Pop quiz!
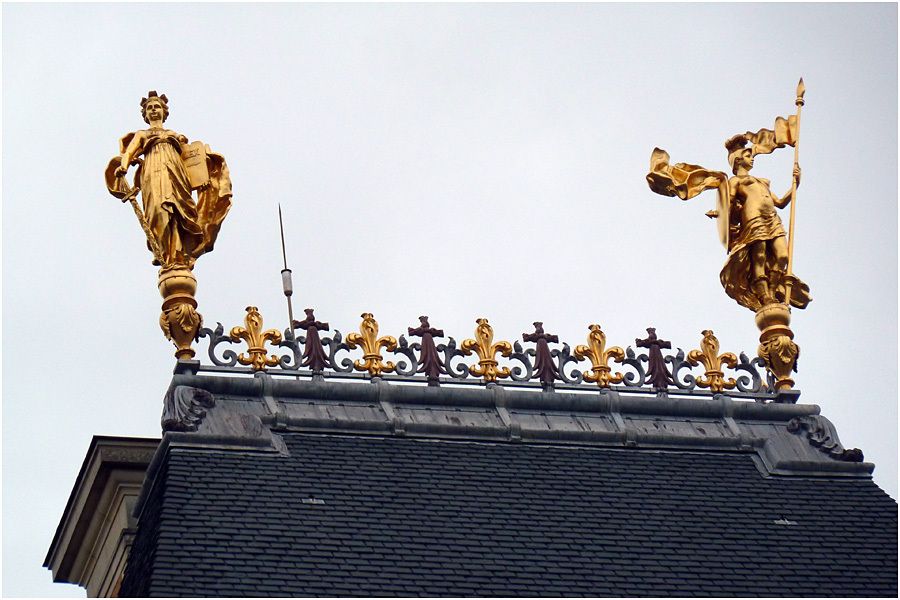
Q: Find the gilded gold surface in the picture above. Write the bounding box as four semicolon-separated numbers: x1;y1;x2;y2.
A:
783;79;805;304
461;318;512;383
755;303;799;391
229;306;283;371
574;324;625;388
648;115;809;312
646;82;810;389
158;267;201;360
346;313;397;377
105;92;233;360
105;92;232;270
687;330;737;393
720;142;808;312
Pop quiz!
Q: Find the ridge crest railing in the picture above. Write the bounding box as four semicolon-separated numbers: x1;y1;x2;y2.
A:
195;309;785;402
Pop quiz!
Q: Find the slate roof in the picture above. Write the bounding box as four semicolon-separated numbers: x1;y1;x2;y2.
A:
119;369;897;597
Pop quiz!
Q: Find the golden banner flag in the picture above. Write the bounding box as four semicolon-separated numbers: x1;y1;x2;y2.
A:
645;147;726;201
741;115;798;156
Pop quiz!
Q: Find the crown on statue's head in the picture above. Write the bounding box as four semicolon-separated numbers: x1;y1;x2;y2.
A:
140;90;169;109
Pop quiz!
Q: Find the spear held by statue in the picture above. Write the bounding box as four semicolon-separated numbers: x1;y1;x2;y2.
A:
783;77;805;304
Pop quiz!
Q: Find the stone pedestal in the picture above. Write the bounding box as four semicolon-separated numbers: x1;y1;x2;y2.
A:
755;302;799;391
158;266;202;359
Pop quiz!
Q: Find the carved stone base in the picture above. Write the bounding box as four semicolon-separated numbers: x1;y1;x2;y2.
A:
158;266;203;360
755;302;799;391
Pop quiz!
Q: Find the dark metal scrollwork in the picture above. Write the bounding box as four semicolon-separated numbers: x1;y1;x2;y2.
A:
667;348;698;390
195;311;780;400
276;328;305;371
197;322;239;367
323;330;354;373
438;337;470;379
733;352;768;394
553;343;583;385
620;346;647;388
391;335;419;377
508;341;535;383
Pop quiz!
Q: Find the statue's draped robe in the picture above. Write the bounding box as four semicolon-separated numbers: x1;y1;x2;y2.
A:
106;129;232;267
141;132;200;264
720;176;811;311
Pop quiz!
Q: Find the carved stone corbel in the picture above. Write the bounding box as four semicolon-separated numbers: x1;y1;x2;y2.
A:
787;415;863;462
161;385;216;432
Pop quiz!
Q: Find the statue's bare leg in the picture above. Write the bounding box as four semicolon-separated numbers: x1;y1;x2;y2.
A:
772;236;789;272
750;241;771;304
770;236;789;302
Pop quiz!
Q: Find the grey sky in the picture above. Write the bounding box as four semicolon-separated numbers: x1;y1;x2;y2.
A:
3;3;896;597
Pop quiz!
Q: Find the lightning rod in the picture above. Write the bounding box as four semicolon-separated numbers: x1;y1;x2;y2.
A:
278;203;297;341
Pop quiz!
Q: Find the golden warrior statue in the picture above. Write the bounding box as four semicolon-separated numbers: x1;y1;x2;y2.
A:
720;134;810;312
105;91;232;359
646;80;809;392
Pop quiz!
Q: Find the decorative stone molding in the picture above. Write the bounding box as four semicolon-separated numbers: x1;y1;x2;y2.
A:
161;385;216;432
787;415;864;462
44;437;159;597
162;372;873;479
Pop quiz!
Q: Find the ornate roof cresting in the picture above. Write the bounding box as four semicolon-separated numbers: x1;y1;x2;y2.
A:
461;318;513;384
196;307;782;402
346;313;397;377
636;328;674;390
230;307;282;371
407;316;446;385
522;323;561;390
687;329;738;393
292;309;330;374
574;324;625;388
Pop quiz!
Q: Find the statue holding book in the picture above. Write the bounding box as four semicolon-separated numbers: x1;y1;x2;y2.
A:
104;91;233;359
105;91;232;269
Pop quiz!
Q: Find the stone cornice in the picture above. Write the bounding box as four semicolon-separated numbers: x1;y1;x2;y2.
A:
159;373;873;479
44;436;159;596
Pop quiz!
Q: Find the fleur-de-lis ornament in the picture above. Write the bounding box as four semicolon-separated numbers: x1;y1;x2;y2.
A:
230;306;283;371
461;318;512;383
346;312;397;377
574;324;625;388
687;329;738;392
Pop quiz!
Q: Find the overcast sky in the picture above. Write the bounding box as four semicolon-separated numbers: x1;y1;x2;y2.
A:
3;3;897;597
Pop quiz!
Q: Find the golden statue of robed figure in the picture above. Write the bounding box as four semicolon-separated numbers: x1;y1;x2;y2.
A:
646;80;809;392
105;91;233;359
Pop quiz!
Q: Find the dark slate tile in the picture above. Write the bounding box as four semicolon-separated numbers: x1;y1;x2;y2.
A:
122;432;898;598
